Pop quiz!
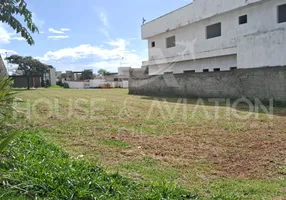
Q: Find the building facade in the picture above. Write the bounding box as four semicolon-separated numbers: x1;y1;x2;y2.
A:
0;55;8;76
142;0;286;75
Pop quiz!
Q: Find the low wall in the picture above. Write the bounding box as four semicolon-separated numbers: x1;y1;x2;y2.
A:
65;81;89;89
66;80;129;89
129;66;286;102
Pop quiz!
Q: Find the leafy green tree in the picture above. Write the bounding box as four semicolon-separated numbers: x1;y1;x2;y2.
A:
98;69;111;76
0;0;38;45
81;69;93;80
6;55;49;89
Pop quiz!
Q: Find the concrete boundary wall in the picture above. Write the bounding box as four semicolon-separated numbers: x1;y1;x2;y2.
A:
129;66;286;102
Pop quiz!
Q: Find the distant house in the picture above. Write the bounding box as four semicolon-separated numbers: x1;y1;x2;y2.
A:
10;75;42;88
65;71;83;81
45;66;57;86
10;65;57;88
0;55;8;76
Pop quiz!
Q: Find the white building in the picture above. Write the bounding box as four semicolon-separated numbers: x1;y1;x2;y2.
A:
49;67;57;86
142;0;286;75
0;55;7;76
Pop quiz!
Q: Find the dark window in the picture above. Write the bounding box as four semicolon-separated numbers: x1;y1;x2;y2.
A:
151;41;155;47
206;23;221;39
230;67;237;70
166;36;176;48
184;70;195;73
214;68;220;72
278;4;286;23
239;15;247;25
203;69;209;72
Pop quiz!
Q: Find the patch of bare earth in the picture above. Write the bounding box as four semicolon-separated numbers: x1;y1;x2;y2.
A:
103;122;286;179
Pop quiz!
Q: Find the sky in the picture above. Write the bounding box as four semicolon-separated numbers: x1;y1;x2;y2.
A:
0;0;192;73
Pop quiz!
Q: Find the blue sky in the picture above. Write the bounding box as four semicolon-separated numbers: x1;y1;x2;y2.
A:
0;0;191;73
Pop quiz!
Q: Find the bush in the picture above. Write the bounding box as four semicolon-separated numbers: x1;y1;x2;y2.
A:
0;76;14;121
63;82;69;88
56;80;64;87
0;76;18;152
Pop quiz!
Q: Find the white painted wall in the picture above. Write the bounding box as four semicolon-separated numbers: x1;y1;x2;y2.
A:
143;0;286;74
142;0;263;39
122;80;129;88
238;28;286;68
49;68;57;86
90;79;105;88
65;81;86;89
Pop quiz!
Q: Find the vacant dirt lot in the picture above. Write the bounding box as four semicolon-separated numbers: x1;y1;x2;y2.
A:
15;88;286;197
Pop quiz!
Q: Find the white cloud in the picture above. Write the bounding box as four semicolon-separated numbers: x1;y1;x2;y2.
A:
48;35;69;40
99;28;110;38
49;28;64;34
48;28;70;34
32;13;45;28
39;39;125;61
60;28;70;32
48;28;70;40
0;24;11;44
99;11;109;28
0;23;28;44
11;37;25;41
94;8;111;38
37;38;146;72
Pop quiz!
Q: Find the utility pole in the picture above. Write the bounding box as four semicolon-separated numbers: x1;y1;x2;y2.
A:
120;57;124;67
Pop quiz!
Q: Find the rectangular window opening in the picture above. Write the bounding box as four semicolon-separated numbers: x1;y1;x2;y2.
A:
278;4;286;23
214;68;220;72
206;23;221;39
239;15;247;25
151;41;155;48
230;67;237;70
203;69;209;72
184;70;195;73
166;36;176;48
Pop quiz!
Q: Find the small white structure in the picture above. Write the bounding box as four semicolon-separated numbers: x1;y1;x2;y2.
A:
142;0;286;75
43;66;57;86
49;67;57;86
0;55;7;76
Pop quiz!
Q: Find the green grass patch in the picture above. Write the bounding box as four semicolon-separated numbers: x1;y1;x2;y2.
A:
204;179;286;199
98;138;131;149
0;132;191;199
0;188;28;200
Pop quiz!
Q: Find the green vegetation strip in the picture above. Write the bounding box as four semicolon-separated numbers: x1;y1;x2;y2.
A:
0;133;193;199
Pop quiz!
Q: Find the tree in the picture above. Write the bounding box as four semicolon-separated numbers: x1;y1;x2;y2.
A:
6;55;49;89
98;69;111;76
81;69;93;80
0;0;38;45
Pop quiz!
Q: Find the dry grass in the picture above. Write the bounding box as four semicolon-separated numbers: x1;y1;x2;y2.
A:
14;88;286;197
